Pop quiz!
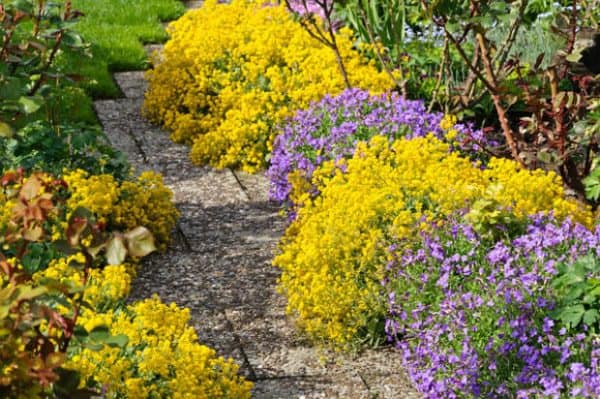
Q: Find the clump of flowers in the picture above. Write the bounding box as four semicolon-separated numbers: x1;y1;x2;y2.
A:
63;169;179;250
112;171;180;251
144;0;394;173
268;88;495;207
68;297;253;398
274;135;592;346
385;215;600;398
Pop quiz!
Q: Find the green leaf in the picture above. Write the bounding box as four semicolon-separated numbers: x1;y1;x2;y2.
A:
583;309;600;326
61;31;85;48
88;325;110;342
15;285;48;302
18;96;41;114
104;334;129;348
552;271;584;289
564;285;585;302
583;167;600;201
0;122;14;138
82;342;104;351
555;304;585;328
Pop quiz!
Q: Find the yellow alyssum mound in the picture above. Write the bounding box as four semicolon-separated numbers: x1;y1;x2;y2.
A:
144;0;394;173
63;169;179;251
68;297;253;399
274;135;593;346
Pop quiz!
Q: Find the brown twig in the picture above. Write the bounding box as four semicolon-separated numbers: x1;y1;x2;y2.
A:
428;37;449;112
476;31;525;166
285;0;351;87
29;30;64;96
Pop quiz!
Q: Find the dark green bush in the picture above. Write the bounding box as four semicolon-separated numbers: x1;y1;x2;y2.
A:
0;121;130;179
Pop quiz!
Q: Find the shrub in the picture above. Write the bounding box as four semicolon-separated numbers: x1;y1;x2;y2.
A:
144;0;394;173
385;216;600;398
0;0;87;131
0;121;130;180
267;88;496;208
274;135;592;347
68;297;253;398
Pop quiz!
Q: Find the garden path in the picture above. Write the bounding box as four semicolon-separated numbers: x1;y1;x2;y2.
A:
93;1;418;397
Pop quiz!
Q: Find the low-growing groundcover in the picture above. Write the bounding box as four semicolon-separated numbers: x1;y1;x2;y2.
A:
274;135;593;348
385;216;600;398
0;169;252;398
144;0;394;173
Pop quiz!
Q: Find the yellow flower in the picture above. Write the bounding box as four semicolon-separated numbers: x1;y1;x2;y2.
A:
67;297;252;398
63;169;178;250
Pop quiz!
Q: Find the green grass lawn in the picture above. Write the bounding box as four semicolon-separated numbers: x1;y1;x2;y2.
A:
60;0;185;98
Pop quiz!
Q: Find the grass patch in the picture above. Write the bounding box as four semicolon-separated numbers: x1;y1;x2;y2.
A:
59;0;185;98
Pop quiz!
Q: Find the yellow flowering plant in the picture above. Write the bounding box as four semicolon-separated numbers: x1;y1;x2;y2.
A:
68;297;253;399
274;135;593;347
63;169;179;251
144;0;394;172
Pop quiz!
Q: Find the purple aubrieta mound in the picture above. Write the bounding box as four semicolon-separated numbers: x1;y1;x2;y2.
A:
267;88;496;206
385;215;600;398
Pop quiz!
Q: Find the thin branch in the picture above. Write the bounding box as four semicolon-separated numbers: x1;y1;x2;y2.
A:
492;0;527;69
428;37;449;112
476;31;525;167
440;21;497;93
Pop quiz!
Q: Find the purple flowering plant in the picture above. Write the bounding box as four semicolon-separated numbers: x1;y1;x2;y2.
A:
385;214;600;398
267;88;496;209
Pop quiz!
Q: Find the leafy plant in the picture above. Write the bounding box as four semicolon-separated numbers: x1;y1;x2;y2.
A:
0;121;130;179
0;0;88;131
385;216;600;397
335;0;438;97
551;254;600;332
419;0;599;203
584;163;600;202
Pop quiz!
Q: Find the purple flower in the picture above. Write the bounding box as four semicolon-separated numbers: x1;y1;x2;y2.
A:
384;215;600;398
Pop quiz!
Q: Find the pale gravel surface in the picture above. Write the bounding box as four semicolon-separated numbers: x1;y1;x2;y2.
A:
93;1;419;397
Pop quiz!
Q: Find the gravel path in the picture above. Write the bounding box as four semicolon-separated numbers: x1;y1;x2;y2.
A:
93;2;418;397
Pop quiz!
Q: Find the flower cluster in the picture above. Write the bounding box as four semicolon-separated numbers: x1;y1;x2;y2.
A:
112;171;180;251
267;88;495;207
144;0;394;172
63;169;179;250
274;135;592;346
33;254;133;312
385;216;600;398
68;297;253;398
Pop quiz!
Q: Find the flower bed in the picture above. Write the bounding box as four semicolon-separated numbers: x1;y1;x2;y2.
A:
274;135;592;347
0;170;252;397
144;0;394;173
0;160;250;397
267;88;496;210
